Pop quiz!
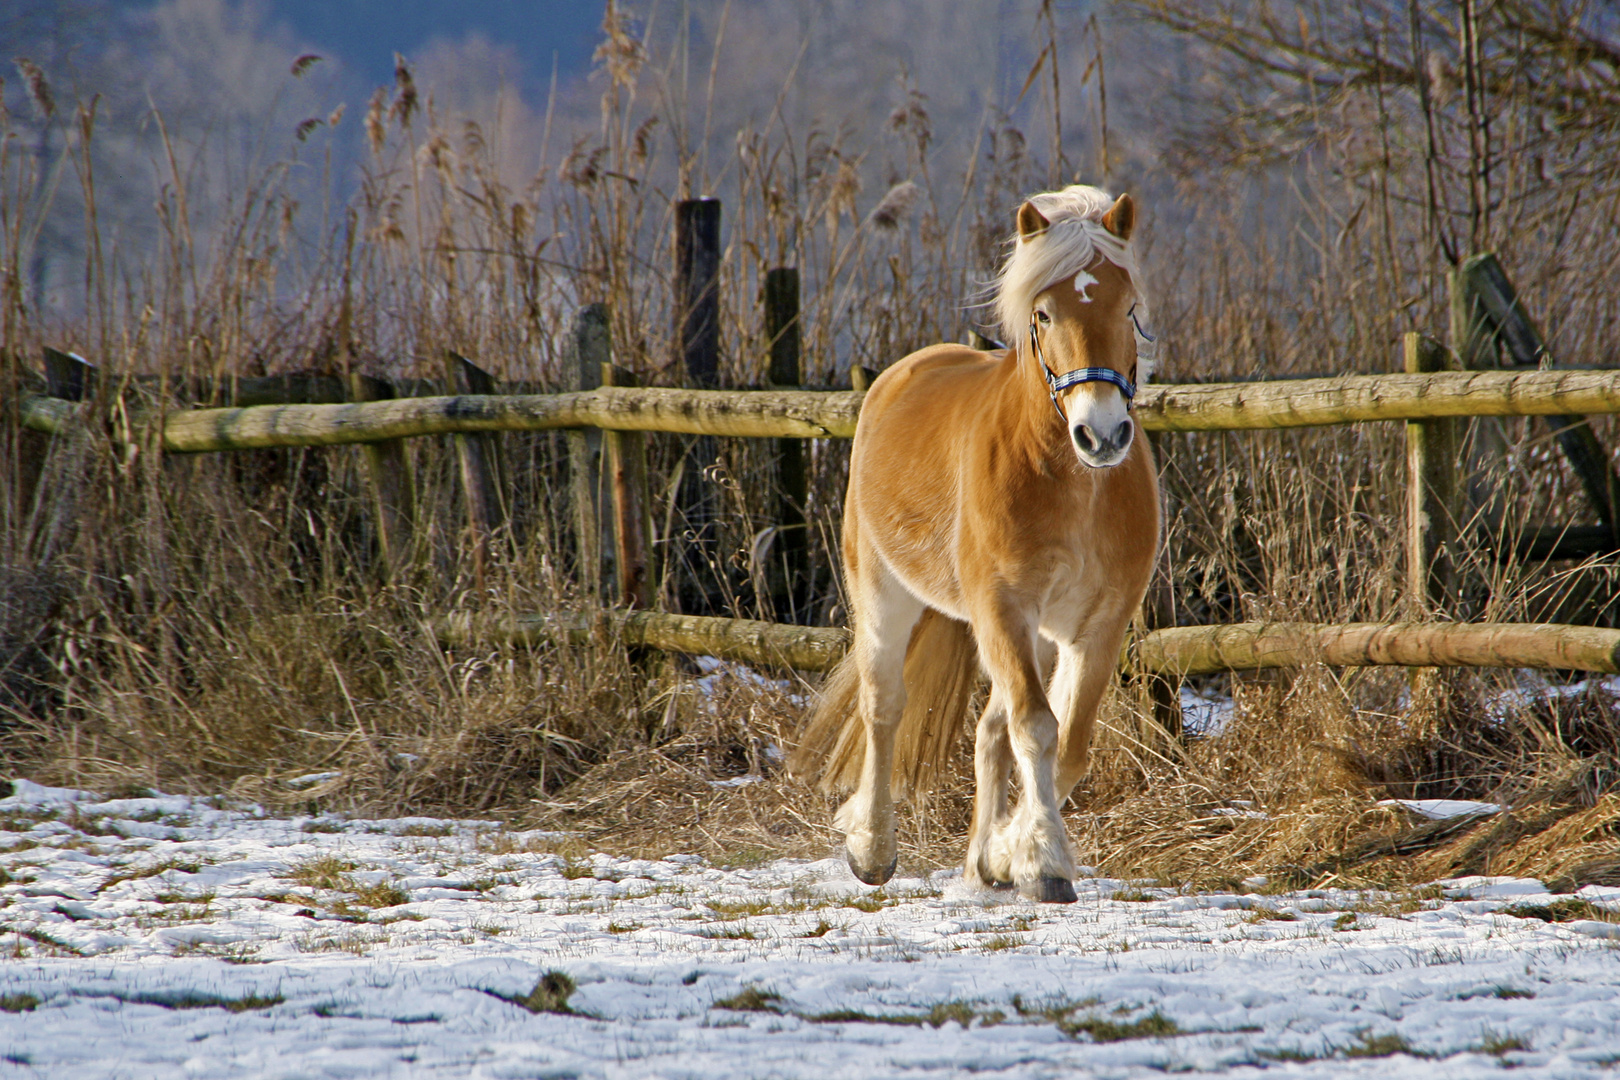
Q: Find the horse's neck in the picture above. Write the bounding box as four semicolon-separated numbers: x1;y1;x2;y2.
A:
998;344;1071;471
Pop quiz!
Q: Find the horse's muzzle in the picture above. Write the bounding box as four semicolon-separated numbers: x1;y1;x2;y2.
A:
1072;418;1133;467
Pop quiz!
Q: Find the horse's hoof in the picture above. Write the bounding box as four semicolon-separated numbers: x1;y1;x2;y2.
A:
1019;876;1078;904
976;856;1015;891
848;854;897;886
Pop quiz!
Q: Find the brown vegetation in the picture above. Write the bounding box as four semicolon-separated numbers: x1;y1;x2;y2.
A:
2;3;1618;888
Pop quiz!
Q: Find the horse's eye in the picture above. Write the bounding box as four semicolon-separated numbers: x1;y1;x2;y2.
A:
1034;310;1051;325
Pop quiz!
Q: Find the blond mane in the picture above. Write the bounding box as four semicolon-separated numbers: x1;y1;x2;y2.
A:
991;184;1155;377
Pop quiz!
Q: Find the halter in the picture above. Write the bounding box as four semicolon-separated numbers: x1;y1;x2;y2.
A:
1027;305;1147;419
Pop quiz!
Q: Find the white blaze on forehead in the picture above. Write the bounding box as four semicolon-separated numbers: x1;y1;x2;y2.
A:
1072;269;1099;302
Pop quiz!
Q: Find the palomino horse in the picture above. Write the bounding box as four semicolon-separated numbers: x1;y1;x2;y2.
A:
790;185;1160;903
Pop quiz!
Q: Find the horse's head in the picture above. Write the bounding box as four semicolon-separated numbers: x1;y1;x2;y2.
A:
997;187;1149;470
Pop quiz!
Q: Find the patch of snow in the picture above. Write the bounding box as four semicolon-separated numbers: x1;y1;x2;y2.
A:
1;782;1618;1078
1179;686;1234;736
706;775;766;789
1486;672;1620;723
282;771;344;790
1380;799;1503;821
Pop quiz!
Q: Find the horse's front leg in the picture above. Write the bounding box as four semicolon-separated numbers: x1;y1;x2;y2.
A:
972;601;1077;903
833;567;923;886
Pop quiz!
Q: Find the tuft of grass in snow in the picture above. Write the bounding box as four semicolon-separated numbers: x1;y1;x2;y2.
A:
1011;994;1103;1023
98;858;203;893
804;1000;999;1028
171;941;262;965
1474;1030;1531;1056
498;972;577;1015
4;927;83;957
1061;1009;1182;1043
1110;888;1159;903
713;986;781;1012
347;881;409;909
980;934;1024;951
397;823;453;837
1244;906;1299;923
296;930;390;955
0;993;39;1013
1342;1029;1426;1059
1501;898;1617;924
704;898;776;917
285;856;359;890
101;990;283;1012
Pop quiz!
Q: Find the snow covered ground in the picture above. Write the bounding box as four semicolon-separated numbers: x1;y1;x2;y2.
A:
2;779;1618;1079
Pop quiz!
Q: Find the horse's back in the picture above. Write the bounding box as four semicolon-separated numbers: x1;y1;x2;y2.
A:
858;344;1008;427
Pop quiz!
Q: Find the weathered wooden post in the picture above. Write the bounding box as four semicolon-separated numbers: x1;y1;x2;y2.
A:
765;267;808;621
674;198;722;612
601;361;654;608
444;350;505;589
1459;253;1620;545
568;305;610;602
43;347;95;401
346;372;417;583
1405;332;1459;615
1450;261;1507;557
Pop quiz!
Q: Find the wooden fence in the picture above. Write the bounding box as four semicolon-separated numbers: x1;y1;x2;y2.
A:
14;241;1620;691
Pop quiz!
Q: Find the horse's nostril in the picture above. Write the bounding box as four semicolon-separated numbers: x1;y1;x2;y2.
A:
1112;419;1133;448
1073;425;1098;454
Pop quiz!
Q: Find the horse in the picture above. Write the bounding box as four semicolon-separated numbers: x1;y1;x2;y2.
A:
789;185;1161;903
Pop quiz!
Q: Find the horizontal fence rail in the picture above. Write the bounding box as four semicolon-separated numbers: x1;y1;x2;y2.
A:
20;368;1620;450
1132;621;1620;677
434;610;1620;677
434;610;851;672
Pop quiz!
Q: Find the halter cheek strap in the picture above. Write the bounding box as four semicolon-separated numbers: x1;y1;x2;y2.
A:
1028;316;1136;420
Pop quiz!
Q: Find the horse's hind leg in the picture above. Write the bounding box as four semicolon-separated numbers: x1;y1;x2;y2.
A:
834;560;923;886
964;689;1012;888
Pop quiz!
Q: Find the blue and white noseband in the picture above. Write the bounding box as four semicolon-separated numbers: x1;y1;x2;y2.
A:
1027;303;1153;420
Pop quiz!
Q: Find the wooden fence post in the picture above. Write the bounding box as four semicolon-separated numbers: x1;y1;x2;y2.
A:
675;198;723;613
569;305;609;601
346;372;417;583
602;362;654;608
1450;262;1508;550
445;350;505;590
1459;253;1620;544
765;267;809;622
1405;332;1459;615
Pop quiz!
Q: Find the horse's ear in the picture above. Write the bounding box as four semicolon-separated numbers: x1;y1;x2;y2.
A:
1016;201;1049;242
1102;193;1135;241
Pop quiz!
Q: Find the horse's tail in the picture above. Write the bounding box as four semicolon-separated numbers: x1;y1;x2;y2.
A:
789;608;978;800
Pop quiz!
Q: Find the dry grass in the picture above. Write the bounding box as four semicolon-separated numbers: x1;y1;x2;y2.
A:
2;6;1619;891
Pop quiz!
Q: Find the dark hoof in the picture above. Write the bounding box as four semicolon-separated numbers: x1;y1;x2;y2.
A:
848;854;897;886
1019;876;1078;904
